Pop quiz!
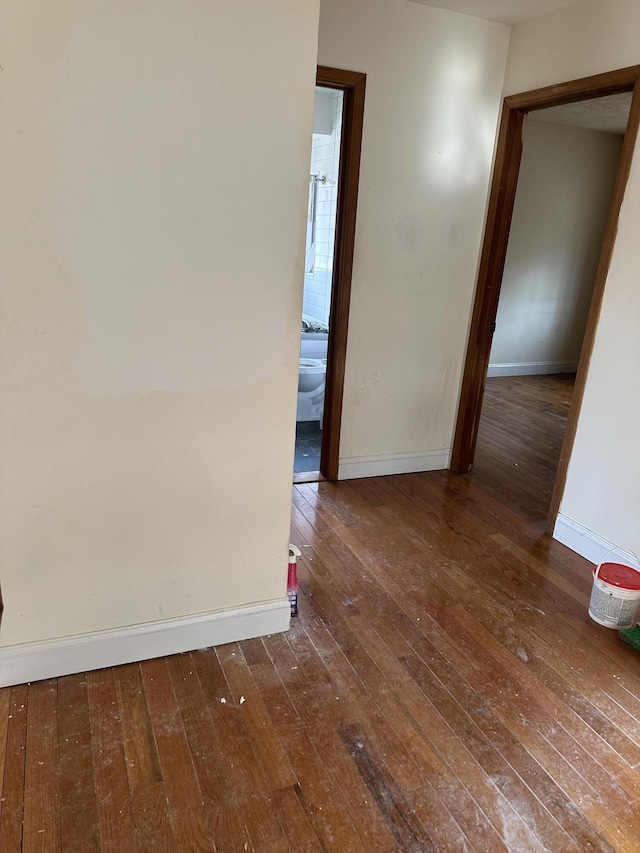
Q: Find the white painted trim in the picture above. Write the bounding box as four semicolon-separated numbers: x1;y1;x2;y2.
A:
487;361;578;377
553;513;640;569
0;599;290;688
338;448;451;480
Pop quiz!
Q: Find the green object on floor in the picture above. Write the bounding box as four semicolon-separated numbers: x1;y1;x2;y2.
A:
619;626;640;651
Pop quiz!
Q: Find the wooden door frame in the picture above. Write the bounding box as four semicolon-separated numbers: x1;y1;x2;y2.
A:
451;65;640;532
313;66;366;480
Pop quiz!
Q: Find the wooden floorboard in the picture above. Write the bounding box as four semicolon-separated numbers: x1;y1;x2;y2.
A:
473;373;575;524
2;374;639;851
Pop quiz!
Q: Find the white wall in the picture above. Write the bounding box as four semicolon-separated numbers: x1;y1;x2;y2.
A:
489;121;623;376
317;0;511;478
504;0;640;560
0;0;320;662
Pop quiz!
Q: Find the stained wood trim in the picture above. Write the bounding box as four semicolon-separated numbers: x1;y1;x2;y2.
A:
450;102;527;472
506;64;640;111
315;67;366;481
452;65;640;531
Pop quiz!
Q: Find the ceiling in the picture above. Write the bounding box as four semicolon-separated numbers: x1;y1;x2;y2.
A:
529;92;632;135
407;0;579;25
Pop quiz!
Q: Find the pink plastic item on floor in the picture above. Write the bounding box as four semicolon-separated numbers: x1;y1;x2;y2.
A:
288;544;301;617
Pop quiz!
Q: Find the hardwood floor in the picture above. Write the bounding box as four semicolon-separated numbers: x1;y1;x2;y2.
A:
2;374;640;852
473;373;575;523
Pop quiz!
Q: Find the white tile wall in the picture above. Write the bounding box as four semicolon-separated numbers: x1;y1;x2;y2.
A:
303;89;343;326
303;269;332;322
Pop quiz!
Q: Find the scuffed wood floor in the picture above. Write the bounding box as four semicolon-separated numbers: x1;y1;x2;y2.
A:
2;375;640;851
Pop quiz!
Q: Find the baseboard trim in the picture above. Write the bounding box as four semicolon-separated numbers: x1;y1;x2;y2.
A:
338;448;451;480
0;599;290;688
487;361;578;378
553;513;640;569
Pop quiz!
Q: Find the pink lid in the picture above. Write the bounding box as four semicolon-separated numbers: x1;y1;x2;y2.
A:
596;562;640;591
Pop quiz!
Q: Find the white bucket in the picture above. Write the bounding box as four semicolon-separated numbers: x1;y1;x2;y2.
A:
588;550;640;629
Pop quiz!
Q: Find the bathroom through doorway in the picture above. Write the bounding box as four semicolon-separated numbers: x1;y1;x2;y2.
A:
294;87;343;479
293;67;366;483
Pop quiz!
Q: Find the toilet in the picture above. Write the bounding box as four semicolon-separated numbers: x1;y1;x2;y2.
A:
297;315;328;422
298;358;326;393
297;357;326;422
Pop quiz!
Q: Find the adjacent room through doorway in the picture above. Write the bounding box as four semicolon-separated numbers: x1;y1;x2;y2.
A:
451;67;640;532
469;92;631;523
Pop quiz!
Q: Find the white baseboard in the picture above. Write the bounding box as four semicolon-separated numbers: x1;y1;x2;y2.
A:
487;361;578;377
338;448;451;480
0;599;290;688
553;513;640;569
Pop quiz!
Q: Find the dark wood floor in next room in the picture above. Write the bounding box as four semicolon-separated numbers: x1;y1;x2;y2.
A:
2;373;640;852
474;372;575;524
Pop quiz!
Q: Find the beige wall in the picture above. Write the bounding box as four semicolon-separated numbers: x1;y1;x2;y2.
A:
505;0;640;556
504;0;640;96
560;155;640;555
0;0;320;646
317;0;510;474
490;121;623;373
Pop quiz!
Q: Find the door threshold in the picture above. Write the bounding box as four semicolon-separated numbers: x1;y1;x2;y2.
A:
293;471;326;484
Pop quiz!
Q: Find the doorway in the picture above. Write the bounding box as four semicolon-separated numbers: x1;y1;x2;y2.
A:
293;67;366;483
294;87;343;478
452;65;640;530
472;94;630;521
